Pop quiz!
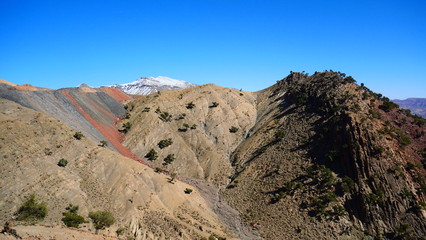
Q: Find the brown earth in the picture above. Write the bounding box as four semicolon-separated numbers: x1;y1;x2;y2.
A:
12;84;51;91
0;98;237;240
0;79;16;86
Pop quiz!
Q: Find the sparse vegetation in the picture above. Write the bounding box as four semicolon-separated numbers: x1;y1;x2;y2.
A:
186;102;195;109
145;149;158;160
58;158;68;167
159;112;172;122
168;172;177;183
16;194;47;223
89;210;115;231
229;126;239;133
116;227;125;236
158;138;173;149
210;102;219;108
379;99;399;112
73;131;84;140
275;130;285;140
122;122;131;133
62;205;86;228
163;154;175;165
142;107;150;112
184;188;193;194
99;140;108;147
176;113;186;120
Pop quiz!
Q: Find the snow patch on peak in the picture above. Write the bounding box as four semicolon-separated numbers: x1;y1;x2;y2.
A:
102;76;196;95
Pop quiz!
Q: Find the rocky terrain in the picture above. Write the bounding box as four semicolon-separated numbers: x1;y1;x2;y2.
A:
394;98;426;118
1;72;425;240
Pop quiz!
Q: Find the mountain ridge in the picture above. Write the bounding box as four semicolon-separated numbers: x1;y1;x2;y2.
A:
102;76;196;95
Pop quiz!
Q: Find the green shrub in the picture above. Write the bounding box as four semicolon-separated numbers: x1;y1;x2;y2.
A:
340;176;355;193
62;205;86;228
190;124;197;130
116;227;125;236
16;194;47;223
145;149;158;160
122;122;131;133
142;107;150;112
394;129;411;147
210;102;219;108
229;126;239;133
58;158;68;167
186;102;195;109
159;112;172;122
163;154;175;165
379;100;399;112
413;115;426;126
99;140;108;147
176;113;186;120
275;130;285;140
89;211;115;230
184;188;193;194
158;138;173;149
74;131;84;140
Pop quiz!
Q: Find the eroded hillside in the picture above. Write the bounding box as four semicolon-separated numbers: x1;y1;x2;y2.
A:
122;84;257;185
0;98;238;240
121;72;426;239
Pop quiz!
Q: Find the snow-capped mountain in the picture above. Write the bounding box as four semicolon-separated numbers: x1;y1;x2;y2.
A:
102;76;196;95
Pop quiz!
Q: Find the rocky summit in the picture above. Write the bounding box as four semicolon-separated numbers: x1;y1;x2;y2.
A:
0;71;425;240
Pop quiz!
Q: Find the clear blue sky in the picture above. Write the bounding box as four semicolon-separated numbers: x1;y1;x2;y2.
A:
1;0;425;99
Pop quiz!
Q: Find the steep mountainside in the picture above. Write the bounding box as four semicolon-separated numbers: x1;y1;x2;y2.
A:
394;98;426;118
0;98;238;240
1;72;425;240
104;76;196;95
122;72;426;239
0;85;134;157
222;72;426;239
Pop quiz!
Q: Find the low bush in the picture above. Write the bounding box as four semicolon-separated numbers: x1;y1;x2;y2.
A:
158;138;173;149
163;154;175;165
184;188;193;194
58;158;68;167
186;102;195;109
229;126;239;133
145;149;158;160
74;131;84;140
16;194;47;223
62;205;86;228
89;211;115;230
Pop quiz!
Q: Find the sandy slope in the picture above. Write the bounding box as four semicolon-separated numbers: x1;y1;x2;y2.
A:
0;98;236;240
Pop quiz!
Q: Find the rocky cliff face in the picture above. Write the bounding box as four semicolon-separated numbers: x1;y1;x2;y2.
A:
221;72;426;239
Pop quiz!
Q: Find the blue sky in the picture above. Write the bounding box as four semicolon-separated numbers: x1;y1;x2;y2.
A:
0;0;425;99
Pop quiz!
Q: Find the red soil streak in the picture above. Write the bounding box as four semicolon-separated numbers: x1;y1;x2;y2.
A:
76;92;117;120
60;90;148;165
100;88;133;102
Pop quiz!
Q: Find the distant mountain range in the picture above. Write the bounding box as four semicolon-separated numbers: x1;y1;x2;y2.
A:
101;76;196;95
393;98;426;118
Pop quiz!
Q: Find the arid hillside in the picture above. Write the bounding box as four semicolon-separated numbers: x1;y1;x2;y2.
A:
0;98;240;240
122;72;426;239
122;84;257;186
1;72;425;240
